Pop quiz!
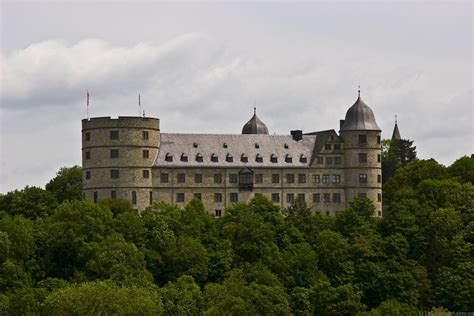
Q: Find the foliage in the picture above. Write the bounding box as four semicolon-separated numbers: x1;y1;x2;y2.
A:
0;155;472;314
45;166;82;203
382;138;417;183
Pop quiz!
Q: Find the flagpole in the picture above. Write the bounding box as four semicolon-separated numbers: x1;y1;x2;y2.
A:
139;93;141;117
86;90;90;120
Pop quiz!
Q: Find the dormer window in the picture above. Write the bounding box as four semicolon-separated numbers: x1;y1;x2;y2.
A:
300;154;307;163
256;154;263;163
193;143;198;148
285;154;293;163
180;153;188;162
196;153;203;162
223;143;228;148
270;154;278;163
165;153;173;162
284;143;289;149
241;154;248;163
255;143;259;149
211;153;218;162
226;154;233;163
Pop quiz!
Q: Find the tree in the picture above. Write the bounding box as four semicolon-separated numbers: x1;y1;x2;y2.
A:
0;186;57;219
42;281;163;315
45;166;82;203
161;275;204;315
382;139;417;183
447;155;474;184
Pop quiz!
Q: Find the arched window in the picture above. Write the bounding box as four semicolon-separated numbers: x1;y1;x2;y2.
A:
285;154;293;163
241;154;248;163
211;153;218;162
256;154;263;163
270;154;278;163
300;154;307;163
181;153;188;162
226;153;233;163
196;153;203;162
165;153;173;162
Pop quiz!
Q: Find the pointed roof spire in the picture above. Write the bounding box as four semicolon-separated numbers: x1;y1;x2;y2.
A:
392;115;401;140
254;106;256;115
358;85;361;98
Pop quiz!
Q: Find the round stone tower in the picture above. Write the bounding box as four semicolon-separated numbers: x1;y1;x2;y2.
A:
82;116;160;210
339;93;382;216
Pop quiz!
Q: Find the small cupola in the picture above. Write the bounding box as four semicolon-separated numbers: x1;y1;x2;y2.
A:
242;107;269;134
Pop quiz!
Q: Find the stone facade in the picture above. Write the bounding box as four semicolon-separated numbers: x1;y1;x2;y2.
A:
82;96;383;217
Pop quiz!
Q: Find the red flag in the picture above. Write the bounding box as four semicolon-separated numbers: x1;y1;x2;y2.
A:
87;90;90;107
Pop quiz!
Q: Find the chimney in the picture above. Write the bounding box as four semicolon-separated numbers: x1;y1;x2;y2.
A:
290;130;303;141
340;120;345;130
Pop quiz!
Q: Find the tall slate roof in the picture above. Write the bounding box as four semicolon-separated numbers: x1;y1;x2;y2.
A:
242;108;269;134
154;133;317;168
392;122;401;140
340;96;381;131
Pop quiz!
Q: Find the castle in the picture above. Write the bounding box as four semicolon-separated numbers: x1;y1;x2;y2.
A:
82;92;383;216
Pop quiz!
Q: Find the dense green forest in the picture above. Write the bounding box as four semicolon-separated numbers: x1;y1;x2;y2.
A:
0;155;472;315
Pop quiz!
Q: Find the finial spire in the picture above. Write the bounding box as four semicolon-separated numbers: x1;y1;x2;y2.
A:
254;106;256;115
395;114;398;124
358;85;361;98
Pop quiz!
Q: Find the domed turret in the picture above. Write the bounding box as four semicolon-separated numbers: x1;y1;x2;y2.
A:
242;108;269;134
340;92;380;131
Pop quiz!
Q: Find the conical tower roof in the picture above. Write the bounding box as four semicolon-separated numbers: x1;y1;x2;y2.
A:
340;91;381;131
242;108;269;134
392;120;401;140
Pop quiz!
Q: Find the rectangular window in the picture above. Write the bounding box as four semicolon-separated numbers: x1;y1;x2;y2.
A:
358;192;367;198
143;150;149;159
214;193;222;203
215;210;222;217
229;193;238;203
297;194;305;202
317;157;324;164
378;174;381;183
143;170;150;178
93;191;98;203
313;193;320;203
85;151;90;160
82;192;86;200
377;136;381;144
194;193;202;200
286;174;295;184
377;154;381;163
325;144;332;150
271;193;280;203
176;193;185;203
358;135;367;144
110;130;119;140
195;174;203;183
359;153;367;163
334;143;341;150
333;193;341;203
143;131;149;140
214;174;223;184
149;191;153;205
378;193;382;202
229;174;237;184
334;156;341;164
85;132;90;141
111;190;117;199
85;171;91;180
160;173;169;183
287;193;294;203
322;174;330;184
255;174;263;184
334;175;341;183
132;191;137;205
272;174;280;184
326;157;333;165
110;149;119;159
313;174;320;183
111;169;120;179
359;174;368;183
298;174;306;184
323;193;331;203
177;173;185;183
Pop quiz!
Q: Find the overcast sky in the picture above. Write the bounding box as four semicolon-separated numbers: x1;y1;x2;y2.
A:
0;1;472;193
